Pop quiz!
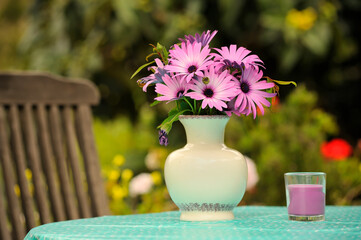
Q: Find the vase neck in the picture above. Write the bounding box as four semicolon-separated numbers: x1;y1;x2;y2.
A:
179;116;229;145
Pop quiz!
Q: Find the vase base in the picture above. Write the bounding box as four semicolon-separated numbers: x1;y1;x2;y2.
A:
180;211;234;221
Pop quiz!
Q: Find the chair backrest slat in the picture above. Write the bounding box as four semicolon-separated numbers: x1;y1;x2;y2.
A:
8;105;36;231
49;105;78;220
75;105;110;216
0;183;12;240
35;104;65;222
0;106;26;240
0;72;109;239
62;106;91;218
22;104;52;224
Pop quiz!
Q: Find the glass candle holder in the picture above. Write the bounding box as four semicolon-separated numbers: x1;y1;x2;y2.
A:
284;172;326;221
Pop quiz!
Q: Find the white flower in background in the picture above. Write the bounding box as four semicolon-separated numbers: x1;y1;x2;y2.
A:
245;156;259;191
145;151;160;170
129;173;154;197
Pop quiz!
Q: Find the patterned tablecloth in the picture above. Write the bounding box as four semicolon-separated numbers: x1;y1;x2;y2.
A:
25;206;361;240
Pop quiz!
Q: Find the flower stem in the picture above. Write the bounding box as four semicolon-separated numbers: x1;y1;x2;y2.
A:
197;102;202;115
182;97;195;114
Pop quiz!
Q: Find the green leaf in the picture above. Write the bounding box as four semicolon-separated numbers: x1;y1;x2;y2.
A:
130;60;155;79
265;77;297;87
156;42;165;52
150;101;161;107
273;79;297;87
168;107;179;116
155;42;169;64
157;109;191;133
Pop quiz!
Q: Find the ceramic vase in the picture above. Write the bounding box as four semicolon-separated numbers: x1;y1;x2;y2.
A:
164;115;247;221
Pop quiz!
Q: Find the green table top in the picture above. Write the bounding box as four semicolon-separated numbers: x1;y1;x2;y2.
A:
25;206;361;240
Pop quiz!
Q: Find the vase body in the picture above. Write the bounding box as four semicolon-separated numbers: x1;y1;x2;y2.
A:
164;115;247;221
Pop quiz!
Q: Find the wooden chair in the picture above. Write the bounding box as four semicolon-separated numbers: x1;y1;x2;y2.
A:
0;72;110;240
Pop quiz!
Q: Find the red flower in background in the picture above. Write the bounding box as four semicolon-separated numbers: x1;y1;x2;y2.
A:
321;138;353;161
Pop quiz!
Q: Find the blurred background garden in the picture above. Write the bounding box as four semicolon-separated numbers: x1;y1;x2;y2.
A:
1;0;360;215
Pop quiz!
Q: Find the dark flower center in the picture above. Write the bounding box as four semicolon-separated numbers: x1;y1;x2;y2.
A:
203;88;214;98
223;59;232;66
177;90;185;98
188;65;197;73
240;82;250;93
231;61;241;70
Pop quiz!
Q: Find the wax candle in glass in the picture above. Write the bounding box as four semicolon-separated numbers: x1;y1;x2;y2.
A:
284;172;326;221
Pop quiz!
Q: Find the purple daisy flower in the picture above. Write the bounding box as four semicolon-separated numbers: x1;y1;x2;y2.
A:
234;66;276;119
186;67;238;111
165;42;213;83
137;58;168;92
155;74;191;102
224;98;247;117
212;45;264;73
179;30;218;48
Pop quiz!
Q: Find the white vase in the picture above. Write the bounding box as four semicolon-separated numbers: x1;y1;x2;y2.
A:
164;115;248;221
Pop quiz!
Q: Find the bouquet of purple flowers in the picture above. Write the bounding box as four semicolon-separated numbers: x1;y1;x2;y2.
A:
132;30;295;145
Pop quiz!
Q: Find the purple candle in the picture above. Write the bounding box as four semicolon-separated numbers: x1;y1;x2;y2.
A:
287;184;325;216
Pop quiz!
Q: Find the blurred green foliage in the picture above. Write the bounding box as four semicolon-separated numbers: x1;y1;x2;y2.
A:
1;0;360;211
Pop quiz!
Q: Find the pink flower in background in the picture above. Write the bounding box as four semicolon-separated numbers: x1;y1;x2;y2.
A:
212;44;264;73
180;30;218;48
165;42;212;83
186;67;238;111
245;156;259;191
234;66;276;118
155;74;191;102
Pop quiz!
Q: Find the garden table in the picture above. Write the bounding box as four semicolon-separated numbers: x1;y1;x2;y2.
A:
25;206;361;240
